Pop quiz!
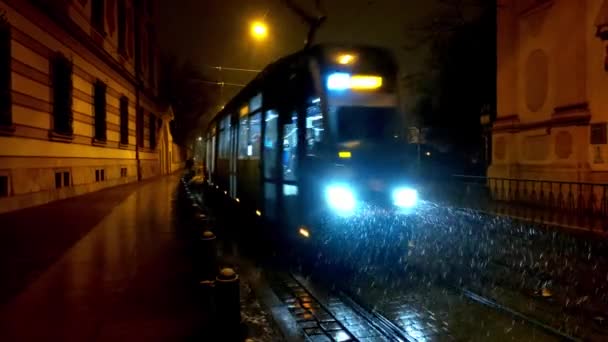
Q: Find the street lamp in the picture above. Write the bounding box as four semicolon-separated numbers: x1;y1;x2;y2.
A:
250;21;268;41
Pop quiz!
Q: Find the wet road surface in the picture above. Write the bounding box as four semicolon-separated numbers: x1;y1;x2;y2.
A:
300;198;607;341
0;176;207;341
342;268;560;342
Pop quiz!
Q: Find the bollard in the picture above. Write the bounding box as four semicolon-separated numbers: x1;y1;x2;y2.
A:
215;268;241;338
195;212;211;230
200;231;217;281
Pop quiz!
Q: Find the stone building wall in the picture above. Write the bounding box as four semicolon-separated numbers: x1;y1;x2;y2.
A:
0;0;176;213
491;0;608;183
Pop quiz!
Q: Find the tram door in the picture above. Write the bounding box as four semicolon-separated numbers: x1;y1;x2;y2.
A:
280;109;301;231
262;106;303;229
263;110;279;221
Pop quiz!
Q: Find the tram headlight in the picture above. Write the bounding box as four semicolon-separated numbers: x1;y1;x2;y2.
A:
325;184;356;214
327;73;351;90
392;187;418;208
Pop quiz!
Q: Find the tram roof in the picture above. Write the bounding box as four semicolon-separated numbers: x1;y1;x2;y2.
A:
206;44;395;128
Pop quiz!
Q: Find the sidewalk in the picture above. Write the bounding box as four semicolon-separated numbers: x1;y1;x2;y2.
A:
0;181;143;306
0;175;209;341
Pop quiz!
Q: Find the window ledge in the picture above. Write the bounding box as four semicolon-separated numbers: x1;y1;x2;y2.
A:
49;130;74;143
554;102;589;116
0;124;16;136
92;138;107;147
119;143;130;149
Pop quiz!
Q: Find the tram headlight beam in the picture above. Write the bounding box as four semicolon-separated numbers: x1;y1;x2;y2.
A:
324;184;356;215
392;187;418;208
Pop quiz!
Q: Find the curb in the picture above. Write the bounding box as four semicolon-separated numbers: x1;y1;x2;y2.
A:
237;260;305;342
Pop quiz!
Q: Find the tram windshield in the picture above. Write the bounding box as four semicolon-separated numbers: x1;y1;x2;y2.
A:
332;106;401;142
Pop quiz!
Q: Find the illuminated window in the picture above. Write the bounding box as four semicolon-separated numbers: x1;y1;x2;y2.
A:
306;101;324;156
94;80;107;142
238;115;249;159
249;93;262;112
210;134;216;173
263;110;278;179
91;0;105;34
282;113;298;182
119;96;129;144
219;116;231;158
250;113;261;158
52;53;73;136
0;18;11;127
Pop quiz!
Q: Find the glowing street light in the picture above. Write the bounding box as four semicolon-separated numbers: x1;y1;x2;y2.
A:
337;54;356;65
250;21;268;40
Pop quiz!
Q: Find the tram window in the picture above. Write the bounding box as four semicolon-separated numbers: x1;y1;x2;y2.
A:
264;110;279;178
219;116;231;158
205;139;210;170
282;113;298;182
283;184;298;196
210;134;216;172
250;113;261;158
331;106;399;142
250;93;262;112
238;116;249;159
305;102;324;156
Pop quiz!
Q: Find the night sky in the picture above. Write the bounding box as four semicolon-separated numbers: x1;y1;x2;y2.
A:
157;0;444;102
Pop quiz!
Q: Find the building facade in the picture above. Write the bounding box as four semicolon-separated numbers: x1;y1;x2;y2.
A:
0;0;183;213
491;0;608;183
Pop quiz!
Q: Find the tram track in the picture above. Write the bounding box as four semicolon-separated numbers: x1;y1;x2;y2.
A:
398;259;580;341
286;267;575;342
459;288;579;341
284;272;413;341
200;180;585;340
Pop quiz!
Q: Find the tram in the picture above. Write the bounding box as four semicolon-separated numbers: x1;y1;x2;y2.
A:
204;44;419;242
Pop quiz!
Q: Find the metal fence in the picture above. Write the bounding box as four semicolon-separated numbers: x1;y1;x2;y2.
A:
424;176;608;233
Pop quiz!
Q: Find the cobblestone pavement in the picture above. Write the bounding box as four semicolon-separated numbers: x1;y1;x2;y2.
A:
264;263;560;342
344;269;560;342
268;273;387;341
311;198;608;341
400;204;608;340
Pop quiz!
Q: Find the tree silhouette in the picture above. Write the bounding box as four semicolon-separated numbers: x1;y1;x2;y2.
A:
404;0;496;155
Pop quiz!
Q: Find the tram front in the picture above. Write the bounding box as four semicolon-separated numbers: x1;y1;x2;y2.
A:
314;47;419;218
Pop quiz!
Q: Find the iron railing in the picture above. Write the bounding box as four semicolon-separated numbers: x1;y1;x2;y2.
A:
424;176;608;232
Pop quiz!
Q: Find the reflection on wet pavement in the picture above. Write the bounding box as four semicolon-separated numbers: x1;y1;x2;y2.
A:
0;176;204;341
298;261;560;342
